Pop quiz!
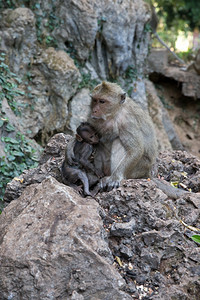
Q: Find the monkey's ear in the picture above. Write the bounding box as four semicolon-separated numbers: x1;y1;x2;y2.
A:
120;92;126;104
76;134;83;142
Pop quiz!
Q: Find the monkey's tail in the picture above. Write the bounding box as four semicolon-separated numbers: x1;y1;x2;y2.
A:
153;178;187;199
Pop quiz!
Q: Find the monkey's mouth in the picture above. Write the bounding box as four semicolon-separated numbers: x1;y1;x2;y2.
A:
91;141;99;145
91;115;106;121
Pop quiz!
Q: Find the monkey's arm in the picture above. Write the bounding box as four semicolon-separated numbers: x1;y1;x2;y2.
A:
100;132;143;191
66;138;77;165
61;162;92;196
79;145;103;178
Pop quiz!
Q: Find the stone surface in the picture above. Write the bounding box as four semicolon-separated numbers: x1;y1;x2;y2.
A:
0;7;37;74
69;88;91;133
0;177;131;300
148;49;200;99
96;178;200;299
52;0;151;77
157;150;200;194
146;79;173;151
0;2;158;145
148;48;168;73
2;133;200;299
19;47;81;138
0;8;81;140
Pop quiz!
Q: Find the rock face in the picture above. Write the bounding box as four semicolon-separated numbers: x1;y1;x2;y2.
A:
148;49;200;99
0;7;37;74
12;47;81;139
53;0;151;77
146;80;184;151
69;88;91;133
2;133;200;299
0;177;131;300
0;7;81;140
146;80;172;152
0;3;177;152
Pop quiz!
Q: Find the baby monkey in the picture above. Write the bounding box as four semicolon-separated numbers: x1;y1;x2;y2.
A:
62;122;103;196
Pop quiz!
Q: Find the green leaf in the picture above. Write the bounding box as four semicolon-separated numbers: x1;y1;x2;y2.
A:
6;123;15;132
7;155;16;161
12;151;24;157
0;119;4;127
4;137;19;144
191;235;200;244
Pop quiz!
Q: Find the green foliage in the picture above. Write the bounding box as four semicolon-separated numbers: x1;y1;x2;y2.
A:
0;0;15;9
97;16;107;33
124;66;138;80
65;42;78;61
153;0;200;32
0;54;39;211
0;124;38;205
33;2;60;46
45;35;57;47
191;235;200;244
0;53;24;115
0;0;30;10
78;71;99;90
144;23;152;33
122;66;138;97
176;49;195;62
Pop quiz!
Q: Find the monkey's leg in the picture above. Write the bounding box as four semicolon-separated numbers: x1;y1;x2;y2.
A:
87;173;99;187
91;183;100;197
61;165;92;196
74;170;92;197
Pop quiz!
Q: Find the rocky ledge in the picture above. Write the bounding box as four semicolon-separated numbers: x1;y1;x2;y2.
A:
0;134;199;299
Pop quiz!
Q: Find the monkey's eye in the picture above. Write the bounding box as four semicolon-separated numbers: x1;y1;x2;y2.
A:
100;99;105;104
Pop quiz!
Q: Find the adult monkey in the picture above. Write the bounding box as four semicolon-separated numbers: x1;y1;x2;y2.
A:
88;81;158;191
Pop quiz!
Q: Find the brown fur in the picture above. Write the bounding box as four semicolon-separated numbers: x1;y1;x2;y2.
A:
88;81;158;190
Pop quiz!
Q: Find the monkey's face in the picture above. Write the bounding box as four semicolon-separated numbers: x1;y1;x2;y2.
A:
90;97;111;120
81;130;99;145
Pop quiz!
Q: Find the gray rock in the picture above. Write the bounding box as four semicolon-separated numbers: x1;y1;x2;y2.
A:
140;248;161;270
2;133;200;300
20;47;81;136
69;88;91;133
148;48;200;99
0;8;37;74
96;172;200;298
110;218;136;237
0;177;132;300
145;79;173;152
53;0;151;77
120;244;134;259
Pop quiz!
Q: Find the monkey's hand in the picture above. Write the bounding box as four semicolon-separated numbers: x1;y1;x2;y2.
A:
95;169;104;178
100;176;121;192
68;155;78;166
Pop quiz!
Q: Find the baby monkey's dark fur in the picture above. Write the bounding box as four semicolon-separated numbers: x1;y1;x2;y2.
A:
61;122;103;196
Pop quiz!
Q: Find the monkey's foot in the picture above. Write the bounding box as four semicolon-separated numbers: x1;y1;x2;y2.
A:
74;185;84;195
100;176;121;192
